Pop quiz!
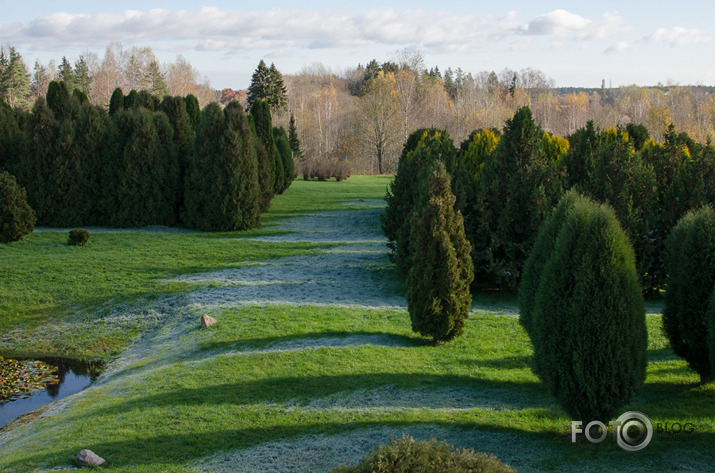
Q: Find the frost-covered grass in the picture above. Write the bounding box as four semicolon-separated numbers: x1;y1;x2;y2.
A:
0;175;711;472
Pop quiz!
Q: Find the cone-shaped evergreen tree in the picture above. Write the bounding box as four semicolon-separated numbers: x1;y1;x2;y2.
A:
247;60;271;109
273;126;294;193
160;95;194;218
249;98;277;208
288;113;302;160
532;196;646;422
46;80;69;119
108;88;124;116
184;94;200;130
663;205;715;383
707;287;715;381
406;160;474;343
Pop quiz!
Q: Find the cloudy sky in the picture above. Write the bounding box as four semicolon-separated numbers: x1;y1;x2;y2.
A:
1;0;713;90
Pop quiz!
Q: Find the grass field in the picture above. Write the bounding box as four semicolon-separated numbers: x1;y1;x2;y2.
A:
0;175;713;472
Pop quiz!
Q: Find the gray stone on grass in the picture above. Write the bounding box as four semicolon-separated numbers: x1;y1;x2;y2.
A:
76;449;105;467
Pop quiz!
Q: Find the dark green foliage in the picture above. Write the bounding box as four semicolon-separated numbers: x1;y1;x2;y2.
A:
46;80;69;118
518;190;580;342
663;206;715;383
124;89;139;109
273;126;294;193
288;113;302;160
72;88;89;105
184;94;200;129
406;161;473;342
101;108;179;227
708;287;715;381
332;435;515;473
109;88;124;116
68;228;89;246
16;98;58;223
382;128;466;274
249;99;276;210
532;197;646;422
73;104;111;224
160;95;194;216
0;100;21;172
183;102;261;231
665;143;715;227
0;46;31;110
469;107;563;289
626;123;649;151
0;171;35;243
247;60;288;110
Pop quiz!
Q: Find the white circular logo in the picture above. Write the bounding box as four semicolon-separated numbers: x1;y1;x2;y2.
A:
614;411;653;452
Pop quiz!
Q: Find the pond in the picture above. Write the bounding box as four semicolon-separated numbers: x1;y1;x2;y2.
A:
0;357;105;429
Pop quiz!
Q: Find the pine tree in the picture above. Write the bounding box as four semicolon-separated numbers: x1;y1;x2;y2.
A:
73;56;91;95
58;56;75;91
0;47;31;110
407;160;473;342
147;60;169;98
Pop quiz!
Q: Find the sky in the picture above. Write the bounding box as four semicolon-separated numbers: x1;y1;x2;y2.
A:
1;1;714;90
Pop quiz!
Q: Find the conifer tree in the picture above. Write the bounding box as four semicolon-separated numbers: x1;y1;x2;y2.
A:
250;98;278;207
407;160;473;342
273;126;294;193
109;88;124;116
268;62;288;110
184;94;200;129
247;60;270;109
532;197;646;422
46;80;69;118
288;112;302;159
58;56;75;90
663;205;715;383
0;171;35;243
0;47;31;110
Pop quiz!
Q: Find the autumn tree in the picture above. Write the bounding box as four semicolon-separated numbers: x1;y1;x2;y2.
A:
360;71;399;174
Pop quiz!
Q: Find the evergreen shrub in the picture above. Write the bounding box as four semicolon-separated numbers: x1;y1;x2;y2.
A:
68;228;90;246
0;171;36;243
406;161;473;342
332;435;515;473
532;196;646;422
663;205;715;383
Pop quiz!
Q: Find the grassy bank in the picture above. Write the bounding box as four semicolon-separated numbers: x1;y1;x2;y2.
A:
0;174;712;472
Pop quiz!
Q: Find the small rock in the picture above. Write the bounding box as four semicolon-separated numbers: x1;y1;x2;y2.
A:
201;314;217;328
76;449;105;467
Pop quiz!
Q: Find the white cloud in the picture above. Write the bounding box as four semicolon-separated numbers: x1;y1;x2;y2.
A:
521;9;628;41
645;26;708;47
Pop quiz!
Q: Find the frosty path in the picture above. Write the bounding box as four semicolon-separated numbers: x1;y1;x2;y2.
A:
175;201;408;310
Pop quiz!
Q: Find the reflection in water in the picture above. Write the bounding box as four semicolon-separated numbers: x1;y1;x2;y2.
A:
0;357;105;429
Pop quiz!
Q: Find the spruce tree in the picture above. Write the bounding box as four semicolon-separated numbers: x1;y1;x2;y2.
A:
247;60;271;109
267;62;288;110
663;205;715;383
406;160;473;342
532;197;646;422
0;47;31;110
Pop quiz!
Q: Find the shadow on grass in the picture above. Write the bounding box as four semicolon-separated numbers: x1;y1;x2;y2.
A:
198;330;423;353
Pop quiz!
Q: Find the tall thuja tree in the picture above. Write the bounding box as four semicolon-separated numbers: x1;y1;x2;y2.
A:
184;102;260;231
470;106;563;289
273;126;294;193
459;128;500;182
109;87;124;116
382;128;466;274
184;94;200;130
17;97;58;223
665;140;715;230
533;196;646;422
106;108;178;227
73;104;110;224
288;113;302;160
407;160;473;343
663;206;715;383
250;98;281;204
160;95;194;217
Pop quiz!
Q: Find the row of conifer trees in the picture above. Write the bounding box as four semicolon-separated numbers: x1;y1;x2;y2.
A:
0;81;294;231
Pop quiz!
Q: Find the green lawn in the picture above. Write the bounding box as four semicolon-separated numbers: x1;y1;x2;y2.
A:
0;175;712;472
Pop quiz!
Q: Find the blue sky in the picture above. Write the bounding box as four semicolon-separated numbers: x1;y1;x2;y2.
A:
1;1;713;90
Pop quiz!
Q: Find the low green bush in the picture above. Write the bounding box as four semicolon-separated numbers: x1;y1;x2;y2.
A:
0;171;36;243
332;435;516;473
68;228;90;246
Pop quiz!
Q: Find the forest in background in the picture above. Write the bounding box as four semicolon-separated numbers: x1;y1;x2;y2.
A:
4;45;715;174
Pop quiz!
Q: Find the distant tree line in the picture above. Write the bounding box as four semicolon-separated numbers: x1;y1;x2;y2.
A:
0;81;295;232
